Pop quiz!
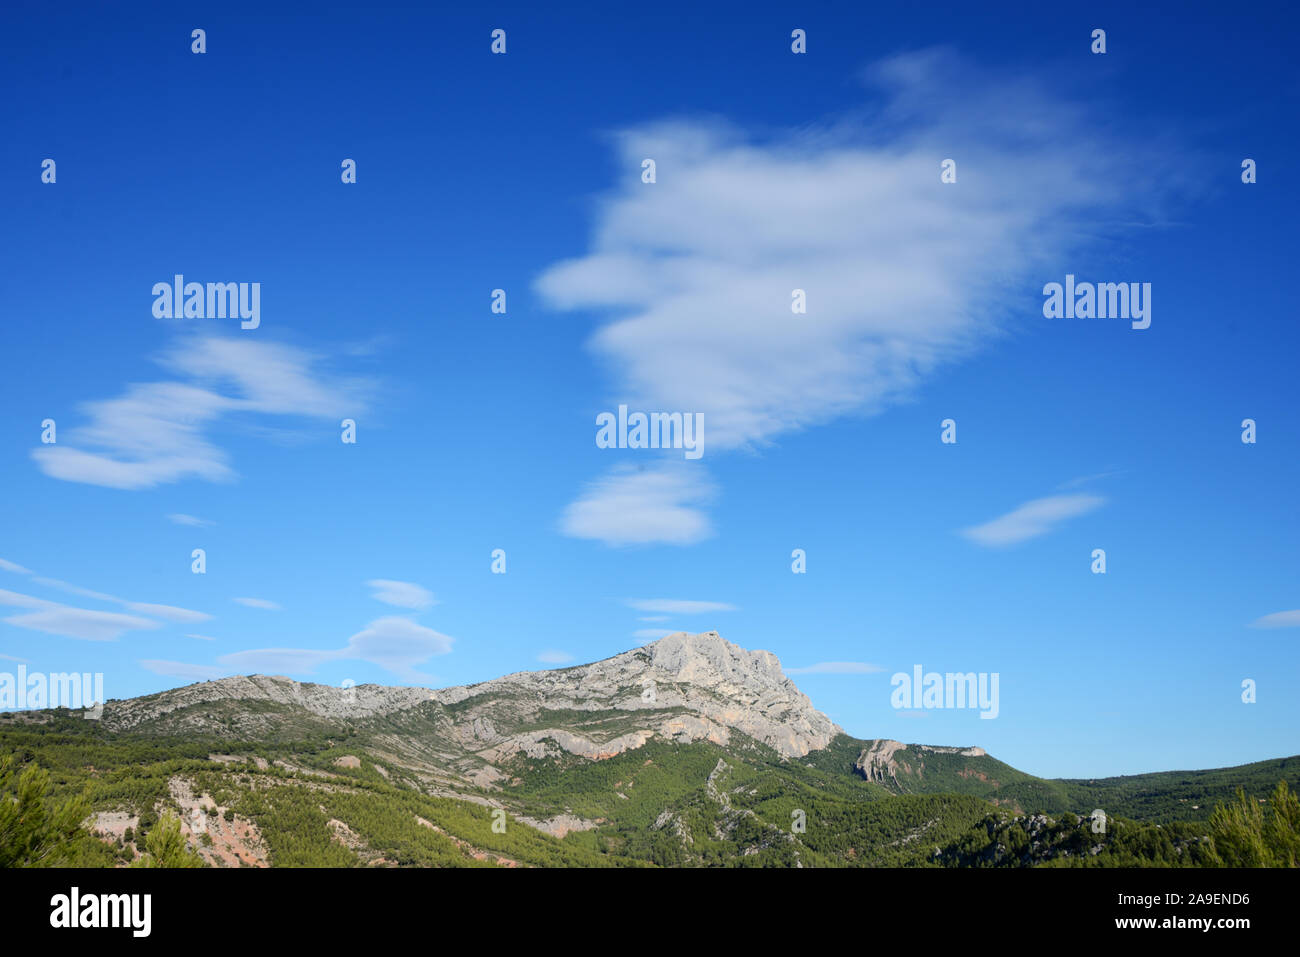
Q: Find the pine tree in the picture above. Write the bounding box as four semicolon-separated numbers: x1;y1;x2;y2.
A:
1208;780;1300;867
1262;780;1300;867
0;756;90;867
131;810;204;868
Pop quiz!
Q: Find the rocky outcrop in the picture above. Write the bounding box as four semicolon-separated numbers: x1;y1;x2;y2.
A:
432;631;841;759
103;632;842;773
855;739;909;784
855;740;991;790
103;674;434;732
917;744;986;757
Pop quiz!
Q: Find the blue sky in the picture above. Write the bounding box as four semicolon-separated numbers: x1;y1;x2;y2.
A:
1;1;1297;778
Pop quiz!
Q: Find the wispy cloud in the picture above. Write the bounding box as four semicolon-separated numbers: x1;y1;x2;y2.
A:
0;591;56;611
367;579;436;610
216;647;335;675
0;556;210;624
539;49;1176;544
561;464;714;546
139;660;229;682
167;513;215;527
186;634;217;641
30;578;212;623
218;616;454;683
0;589;161;642
1056;470;1124;491
32;336;373;490
961;494;1105;547
28;577;117;602
632;628;675;640
627;598;737;614
1249;610;1300;629
786;661;885;675
0;560;210;625
537;650;574;665
121;602;211;623
780;660;883;676
232;597;281;611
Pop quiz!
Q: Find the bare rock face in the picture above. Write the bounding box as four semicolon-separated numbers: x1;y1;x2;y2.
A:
854;740;989;789
103;632;841;770
855;739;909;784
103;674;435;733
917;744;986;757
433;631;841;760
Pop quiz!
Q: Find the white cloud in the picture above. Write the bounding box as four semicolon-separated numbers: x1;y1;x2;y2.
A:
30;577;115;601
0;589;161;642
961;494;1105;547
1250;610;1300;629
168;513;215;527
537;650;574;664
0;558;32;575
366;579;436;610
561;465;714;546
632;629;675;640
1057;471;1123;491
627;598;737;614
33;382;234;489
637;616;669;622
218;616;454;683
539;49;1175;541
786;661;884;675
186;634;217;641
232;597;282;611
4;609;157;642
344;617;453;678
139;660;229;682
216;647;338;675
23;575;210;624
121;602;211;623
0;590;49;610
32;337;372;490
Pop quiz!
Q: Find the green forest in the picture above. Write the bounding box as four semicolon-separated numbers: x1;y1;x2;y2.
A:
2;713;1298;868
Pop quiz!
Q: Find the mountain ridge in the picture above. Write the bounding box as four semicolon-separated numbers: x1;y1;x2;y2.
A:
3;630;1298;867
103;631;842;765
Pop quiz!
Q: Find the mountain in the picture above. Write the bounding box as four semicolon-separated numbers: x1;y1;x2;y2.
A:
106;630;838;760
3;631;1297;868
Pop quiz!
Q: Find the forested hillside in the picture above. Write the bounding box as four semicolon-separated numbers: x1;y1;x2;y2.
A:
3;709;1296;868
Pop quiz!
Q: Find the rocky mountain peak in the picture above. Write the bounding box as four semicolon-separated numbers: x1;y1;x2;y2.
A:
436;631;840;760
103;632;841;766
646;631;785;686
